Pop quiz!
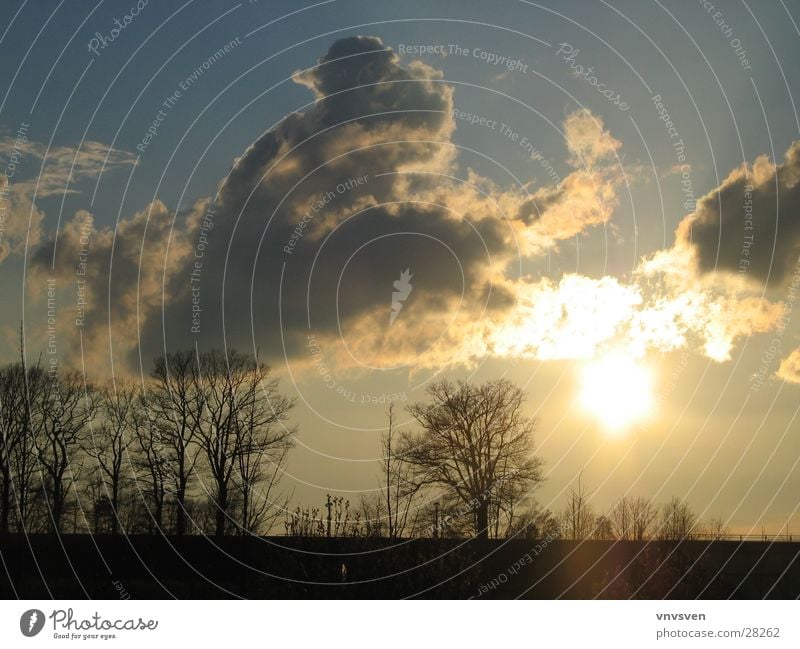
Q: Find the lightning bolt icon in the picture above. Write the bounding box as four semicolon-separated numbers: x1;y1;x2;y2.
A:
28;612;38;632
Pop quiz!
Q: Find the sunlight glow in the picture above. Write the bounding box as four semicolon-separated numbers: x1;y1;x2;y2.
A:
578;352;656;434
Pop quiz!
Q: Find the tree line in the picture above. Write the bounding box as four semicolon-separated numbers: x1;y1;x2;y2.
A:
0;346;294;536
0;349;730;542
285;381;730;543
285;476;729;543
285;379;548;542
555;473;729;542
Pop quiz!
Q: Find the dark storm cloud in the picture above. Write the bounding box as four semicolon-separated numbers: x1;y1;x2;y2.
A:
140;35;521;366
679;141;800;287
24;36;626;375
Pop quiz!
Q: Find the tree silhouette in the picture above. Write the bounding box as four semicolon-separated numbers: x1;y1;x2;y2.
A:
0;348;766;549
702;516;729;540
659;497;698;540
82;383;138;534
33;370;97;533
148;351;203;536
593;515;614;540
630;497;658;540
609;496;658;541
0;362;27;533
1;331;50;533
560;472;596;540
380;404;419;539
131;397;171;533
401;379;544;543
194;349;294;536
231;358;294;535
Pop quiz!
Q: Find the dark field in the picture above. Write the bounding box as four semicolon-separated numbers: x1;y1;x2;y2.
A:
2;535;798;599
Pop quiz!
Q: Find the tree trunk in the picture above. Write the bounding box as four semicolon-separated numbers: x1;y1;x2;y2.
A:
15;447;30;532
176;486;186;536
153;490;164;534
111;482;120;535
215;484;228;537
0;469;10;534
476;499;489;544
241;488;250;534
51;483;63;534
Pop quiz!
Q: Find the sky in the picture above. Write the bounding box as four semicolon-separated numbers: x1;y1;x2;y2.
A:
1;0;800;534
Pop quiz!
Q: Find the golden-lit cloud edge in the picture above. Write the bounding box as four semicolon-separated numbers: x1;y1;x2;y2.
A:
11;35;800;388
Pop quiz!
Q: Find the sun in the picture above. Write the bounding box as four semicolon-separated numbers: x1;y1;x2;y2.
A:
578;352;656;434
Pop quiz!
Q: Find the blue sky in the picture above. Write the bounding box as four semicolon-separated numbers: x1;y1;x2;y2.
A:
4;0;798;230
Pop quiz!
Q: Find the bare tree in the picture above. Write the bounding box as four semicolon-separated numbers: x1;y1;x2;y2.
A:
490;457;536;539
593;515;614;540
560;472;596;540
11;364;47;532
0;363;26;533
659;497;698;540
194;349;295;537
148;351;203;536
193;349;241;537
422;491;474;538
33;370;97;533
358;494;387;538
3;333;48;532
401;379;544;543
381;404;419;539
609;496;657;541
82;383;138;534
609;496;633;540
231;353;295;534
630;496;658;540
702;516;729;540
130;398;170;533
510;506;561;540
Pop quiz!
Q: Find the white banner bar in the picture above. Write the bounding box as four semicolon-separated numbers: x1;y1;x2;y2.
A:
0;600;797;648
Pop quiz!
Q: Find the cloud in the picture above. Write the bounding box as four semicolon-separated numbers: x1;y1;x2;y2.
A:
0;138;138;198
31;35;779;380
126;36;624;372
28;199;199;373
777;347;800;384
0;134;136;264
677;140;800;287
306;264;786;374
19;35;795;383
510;110;625;251
563;109;622;167
472;273;783;367
24;34;785;379
0;173;45;262
516;167;619;250
633;245;786;362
